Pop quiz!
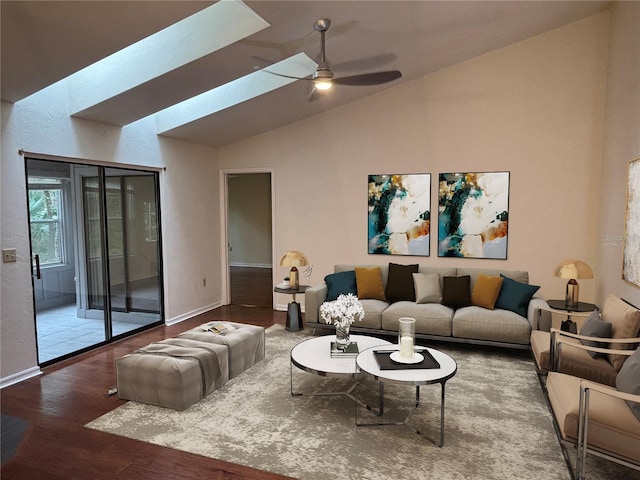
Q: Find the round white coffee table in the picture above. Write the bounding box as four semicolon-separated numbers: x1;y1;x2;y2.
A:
355;344;457;447
290;334;391;403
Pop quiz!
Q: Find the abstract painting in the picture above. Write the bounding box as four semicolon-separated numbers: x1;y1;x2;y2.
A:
623;158;640;288
368;174;431;256
438;172;509;259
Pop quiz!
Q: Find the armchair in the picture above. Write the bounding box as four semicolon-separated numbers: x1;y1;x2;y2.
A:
531;295;640;386
546;346;640;479
575;378;640;478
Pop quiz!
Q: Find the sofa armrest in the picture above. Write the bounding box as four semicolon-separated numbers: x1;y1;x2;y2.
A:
550;328;638;372
529;297;549;330
580;379;640;403
304;284;328;324
550;328;640;346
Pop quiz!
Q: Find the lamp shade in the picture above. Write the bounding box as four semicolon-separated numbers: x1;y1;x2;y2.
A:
553;259;594;280
279;250;309;267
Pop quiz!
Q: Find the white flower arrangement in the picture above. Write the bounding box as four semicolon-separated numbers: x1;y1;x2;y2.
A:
320;293;365;328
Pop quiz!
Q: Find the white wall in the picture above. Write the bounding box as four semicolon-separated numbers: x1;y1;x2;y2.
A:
597;1;640;307
218;13;611;308
1;80;221;381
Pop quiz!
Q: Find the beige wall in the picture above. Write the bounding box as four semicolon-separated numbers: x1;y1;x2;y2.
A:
219;13;613;308
597;1;640;307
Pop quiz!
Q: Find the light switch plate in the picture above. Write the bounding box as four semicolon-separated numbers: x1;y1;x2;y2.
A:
2;248;17;263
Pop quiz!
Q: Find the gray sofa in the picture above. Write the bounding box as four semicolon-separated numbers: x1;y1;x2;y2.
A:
305;264;547;349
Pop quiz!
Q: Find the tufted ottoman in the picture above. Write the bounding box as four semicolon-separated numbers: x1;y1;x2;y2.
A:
116;322;265;410
178;322;265;378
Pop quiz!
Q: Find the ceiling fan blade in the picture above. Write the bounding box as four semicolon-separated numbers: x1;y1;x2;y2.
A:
332;70;402;86
263;69;312;81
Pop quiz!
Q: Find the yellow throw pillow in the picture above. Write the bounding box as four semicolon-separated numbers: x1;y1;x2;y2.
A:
355;267;386;301
471;274;504;310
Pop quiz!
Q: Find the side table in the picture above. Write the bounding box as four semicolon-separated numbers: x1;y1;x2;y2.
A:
543;299;598;333
274;285;309;331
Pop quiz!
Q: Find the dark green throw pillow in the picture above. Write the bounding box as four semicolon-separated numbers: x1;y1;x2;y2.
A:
385;263;419;303
579;309;611;358
494;274;540;317
442;275;471;309
324;270;357;301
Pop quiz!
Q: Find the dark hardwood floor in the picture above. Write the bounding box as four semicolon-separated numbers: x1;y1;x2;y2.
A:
1;305;294;480
230;266;273;308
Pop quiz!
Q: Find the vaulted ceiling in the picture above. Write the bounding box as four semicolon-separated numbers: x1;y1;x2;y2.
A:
1;1;611;148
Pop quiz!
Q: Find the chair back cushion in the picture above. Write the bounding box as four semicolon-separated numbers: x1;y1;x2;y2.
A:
603;295;640;370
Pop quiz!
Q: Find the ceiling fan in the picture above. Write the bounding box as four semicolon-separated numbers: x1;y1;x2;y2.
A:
268;19;402;92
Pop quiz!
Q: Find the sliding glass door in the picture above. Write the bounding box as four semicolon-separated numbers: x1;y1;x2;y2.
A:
26;158;163;365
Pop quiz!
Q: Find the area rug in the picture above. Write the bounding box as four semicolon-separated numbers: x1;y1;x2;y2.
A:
86;325;638;480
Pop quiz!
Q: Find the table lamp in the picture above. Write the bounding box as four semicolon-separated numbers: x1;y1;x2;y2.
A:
553;259;593;308
280;250;309;289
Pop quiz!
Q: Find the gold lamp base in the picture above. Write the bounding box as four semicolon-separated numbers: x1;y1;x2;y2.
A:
565;279;579;308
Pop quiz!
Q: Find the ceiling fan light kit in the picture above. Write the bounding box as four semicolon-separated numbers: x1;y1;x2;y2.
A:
312;64;333;90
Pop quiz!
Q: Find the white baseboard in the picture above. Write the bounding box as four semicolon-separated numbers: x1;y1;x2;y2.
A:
1;366;41;389
229;262;272;268
166;302;221;326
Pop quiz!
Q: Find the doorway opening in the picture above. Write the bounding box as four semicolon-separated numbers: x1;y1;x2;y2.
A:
26;158;164;365
223;171;274;308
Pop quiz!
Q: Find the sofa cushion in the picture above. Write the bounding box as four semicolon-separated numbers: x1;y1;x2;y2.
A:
357;299;388;330
442;275;471;309
324;270;357;301
413;272;442;304
453;306;531;344
355;267;386;301
616;348;640;422
603;295;640;371
471;274;503;310
494;275;539;318
385;263;418;302
546;372;640;463
382;302;453;337
578;309;611;358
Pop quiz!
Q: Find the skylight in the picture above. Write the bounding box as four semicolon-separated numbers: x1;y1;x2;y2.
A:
154;52;317;133
68;0;270;117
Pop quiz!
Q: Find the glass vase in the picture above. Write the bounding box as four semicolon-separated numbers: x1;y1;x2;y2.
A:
398;317;416;359
335;323;351;350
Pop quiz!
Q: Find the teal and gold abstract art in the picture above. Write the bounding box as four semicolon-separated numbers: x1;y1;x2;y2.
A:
368;174;430;256
438;172;509;259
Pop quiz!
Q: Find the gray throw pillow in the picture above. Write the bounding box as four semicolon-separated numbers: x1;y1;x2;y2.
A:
579;309;611;358
413;273;442;304
616;348;640;422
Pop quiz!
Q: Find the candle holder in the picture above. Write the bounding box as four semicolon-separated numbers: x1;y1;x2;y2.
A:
398;317;416;359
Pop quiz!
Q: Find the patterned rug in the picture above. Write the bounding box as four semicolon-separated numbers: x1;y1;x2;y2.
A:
86;325;638;480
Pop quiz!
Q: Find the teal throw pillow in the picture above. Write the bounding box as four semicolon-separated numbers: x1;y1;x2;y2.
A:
494;274;540;317
324;270;357;301
579;309;611;358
